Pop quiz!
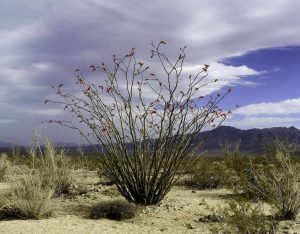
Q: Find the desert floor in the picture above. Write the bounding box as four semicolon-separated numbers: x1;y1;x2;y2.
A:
0;169;300;234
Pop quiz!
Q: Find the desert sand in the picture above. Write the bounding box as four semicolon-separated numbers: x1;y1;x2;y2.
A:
0;170;299;234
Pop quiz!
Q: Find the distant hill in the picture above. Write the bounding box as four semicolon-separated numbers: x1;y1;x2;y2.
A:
0;126;299;154
54;142;79;148
200;126;300;153
82;126;300;154
0;141;11;148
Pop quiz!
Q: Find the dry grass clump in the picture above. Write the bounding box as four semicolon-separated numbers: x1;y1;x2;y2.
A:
28;138;73;196
0;172;55;220
221;200;278;234
0;137;75;220
0;153;11;181
90;200;139;220
254;146;300;220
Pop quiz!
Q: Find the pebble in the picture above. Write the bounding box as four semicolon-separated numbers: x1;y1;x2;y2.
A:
198;214;222;222
186;223;196;229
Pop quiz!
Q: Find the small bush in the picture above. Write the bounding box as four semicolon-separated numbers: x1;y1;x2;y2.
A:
0;172;55;219
254;149;300;220
28;138;73;196
185;158;224;189
41;150;73;196
221;141;267;200
0;154;11;181
223;139;300;220
221;200;278;234
90;200;139;220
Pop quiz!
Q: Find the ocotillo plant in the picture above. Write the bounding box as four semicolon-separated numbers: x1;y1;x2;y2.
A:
46;41;230;204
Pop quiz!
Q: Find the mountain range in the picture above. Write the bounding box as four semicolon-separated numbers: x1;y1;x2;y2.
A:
0;141;11;148
0;126;299;153
200;126;300;153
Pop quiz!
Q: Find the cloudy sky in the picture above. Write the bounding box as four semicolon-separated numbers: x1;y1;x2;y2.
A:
1;0;300;144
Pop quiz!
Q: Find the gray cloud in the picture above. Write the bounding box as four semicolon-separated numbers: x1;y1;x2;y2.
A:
1;0;300;143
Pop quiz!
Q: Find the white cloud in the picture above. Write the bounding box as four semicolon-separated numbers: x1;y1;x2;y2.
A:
182;0;300;60
28;108;64;116
0;25;39;51
33;63;54;71
235;98;300;116
225;116;300;129
226;97;300;129
183;62;261;94
0;119;16;124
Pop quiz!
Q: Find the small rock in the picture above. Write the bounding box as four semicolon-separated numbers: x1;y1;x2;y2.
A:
207;214;223;222
198;214;222;222
93;188;101;192
186;223;196;229
160;227;168;232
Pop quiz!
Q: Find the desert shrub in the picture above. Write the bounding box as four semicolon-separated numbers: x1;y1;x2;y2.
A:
264;138;298;160
224;139;300;220
28;138;73;196
0;153;11;181
253;147;300;220
221;200;278;234
221;141;267;200
185;158;224;189
49;42;230;205
90;200;139;220
0;172;55;219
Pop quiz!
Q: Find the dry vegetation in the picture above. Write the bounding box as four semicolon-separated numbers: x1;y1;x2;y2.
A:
0;139;299;233
0;172;55;220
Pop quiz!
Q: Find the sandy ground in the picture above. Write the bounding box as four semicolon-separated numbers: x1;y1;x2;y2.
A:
0;170;300;234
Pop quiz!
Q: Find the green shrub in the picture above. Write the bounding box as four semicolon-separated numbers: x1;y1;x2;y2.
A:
0;172;55;219
185;158;224;189
221;141;267;200
221;200;278;234
90;200;139;220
